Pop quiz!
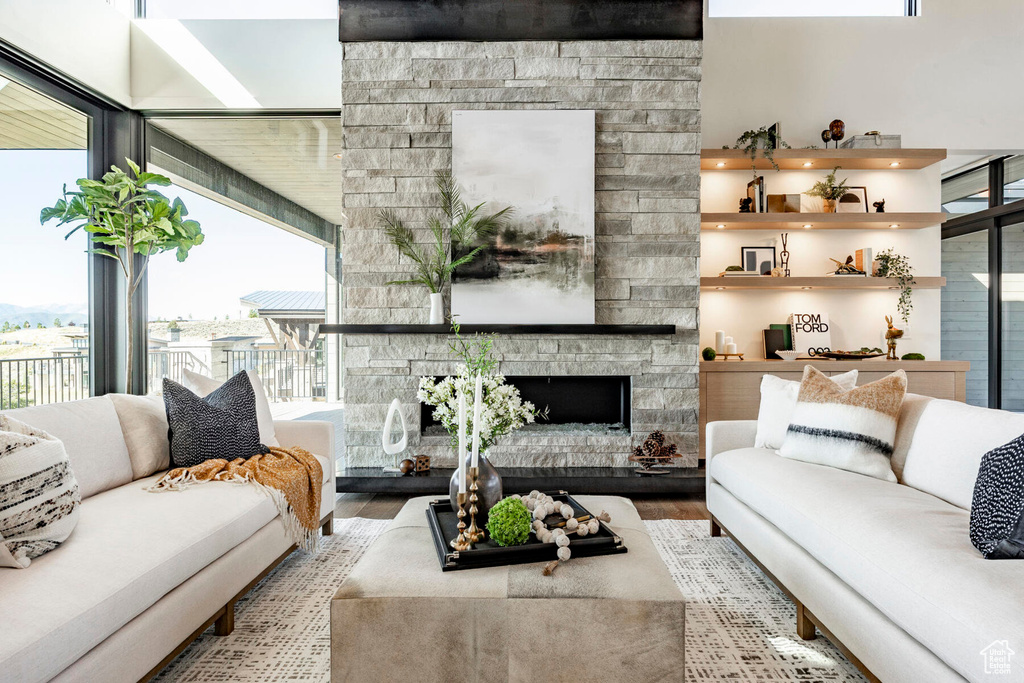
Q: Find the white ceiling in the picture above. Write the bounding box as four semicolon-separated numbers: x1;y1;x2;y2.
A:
150;116;344;225
0;77;87;150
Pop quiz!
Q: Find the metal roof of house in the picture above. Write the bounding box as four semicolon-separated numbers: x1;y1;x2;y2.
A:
239;290;326;319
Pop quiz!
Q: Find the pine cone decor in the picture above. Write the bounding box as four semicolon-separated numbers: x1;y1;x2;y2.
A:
628;430;682;475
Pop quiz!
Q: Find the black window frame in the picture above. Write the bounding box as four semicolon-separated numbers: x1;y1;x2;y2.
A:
942;157;1024;409
0;39;147;396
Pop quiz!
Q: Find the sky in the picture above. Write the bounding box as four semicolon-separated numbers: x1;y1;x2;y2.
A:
0;150;325;321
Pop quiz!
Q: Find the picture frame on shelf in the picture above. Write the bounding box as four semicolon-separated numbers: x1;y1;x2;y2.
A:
837;186;869;213
741;246;776;275
746;176;765;213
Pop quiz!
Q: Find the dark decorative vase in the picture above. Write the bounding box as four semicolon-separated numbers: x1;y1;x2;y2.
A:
449;450;502;528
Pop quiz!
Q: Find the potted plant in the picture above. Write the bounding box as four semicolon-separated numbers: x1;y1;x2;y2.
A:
875;247;915;323
730;126;791;181
379;172;512;324
805;166;850;213
167;319;181;342
41;159;203;392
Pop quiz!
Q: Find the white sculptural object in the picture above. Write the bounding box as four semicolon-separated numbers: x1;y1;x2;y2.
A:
381;398;408;472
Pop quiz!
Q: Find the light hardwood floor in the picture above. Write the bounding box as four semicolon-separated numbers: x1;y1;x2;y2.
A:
335;493;709;521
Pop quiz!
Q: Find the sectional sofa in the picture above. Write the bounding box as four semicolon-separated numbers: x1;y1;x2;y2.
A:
707;393;1024;682
0;395;336;683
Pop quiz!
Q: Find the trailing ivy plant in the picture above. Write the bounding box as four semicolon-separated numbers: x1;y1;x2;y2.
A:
379;172;512;294
729;126;792;181
875;248;916;323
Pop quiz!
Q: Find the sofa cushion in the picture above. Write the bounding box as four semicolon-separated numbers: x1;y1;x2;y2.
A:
971;432;1024;558
164;375;268;467
711;447;1024;682
184;369;280;448
0;474;278;683
754;369;858;450
2;397;133;499
901;398;1024;510
107;394;170;480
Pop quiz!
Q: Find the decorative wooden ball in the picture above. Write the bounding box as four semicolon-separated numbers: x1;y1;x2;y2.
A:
557;546;571;561
399;459;414;474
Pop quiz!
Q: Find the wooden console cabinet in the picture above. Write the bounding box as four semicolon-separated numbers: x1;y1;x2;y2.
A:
699;360;970;462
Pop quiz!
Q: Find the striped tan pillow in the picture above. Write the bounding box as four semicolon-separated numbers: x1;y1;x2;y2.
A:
778;366;907;481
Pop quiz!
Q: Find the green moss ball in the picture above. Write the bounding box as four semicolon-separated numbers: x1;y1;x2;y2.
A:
702;347;717;361
901;352;926;361
486;497;532;547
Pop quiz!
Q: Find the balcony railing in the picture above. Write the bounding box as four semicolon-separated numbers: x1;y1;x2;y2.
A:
147;349;211;389
225;349;325;401
0;356;89;410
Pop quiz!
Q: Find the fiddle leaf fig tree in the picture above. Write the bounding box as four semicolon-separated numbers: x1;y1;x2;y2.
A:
40;159;204;392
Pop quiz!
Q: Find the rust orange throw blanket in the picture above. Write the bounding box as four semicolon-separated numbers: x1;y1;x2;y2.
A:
147;447;322;552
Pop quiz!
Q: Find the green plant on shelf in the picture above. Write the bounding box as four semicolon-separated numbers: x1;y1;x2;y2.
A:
875;248;916;323
729;126;792;181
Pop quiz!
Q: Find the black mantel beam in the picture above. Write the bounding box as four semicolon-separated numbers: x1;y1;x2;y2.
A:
319;324;678;335
339;0;703;42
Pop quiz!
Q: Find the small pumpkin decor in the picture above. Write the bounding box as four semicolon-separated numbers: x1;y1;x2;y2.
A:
628;430;682;475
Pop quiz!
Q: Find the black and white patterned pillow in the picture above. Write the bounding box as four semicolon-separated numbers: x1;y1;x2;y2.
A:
970;432;1024;559
163;373;269;468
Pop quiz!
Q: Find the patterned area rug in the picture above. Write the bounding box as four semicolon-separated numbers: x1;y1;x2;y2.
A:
155;518;865;682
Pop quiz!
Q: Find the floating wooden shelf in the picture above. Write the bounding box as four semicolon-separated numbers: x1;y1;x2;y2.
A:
701;212;946;231
701;276;946;290
318;324;677;335
700;148;947;171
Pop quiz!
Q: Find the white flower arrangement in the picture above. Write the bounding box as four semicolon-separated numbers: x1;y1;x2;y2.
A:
418;364;537;451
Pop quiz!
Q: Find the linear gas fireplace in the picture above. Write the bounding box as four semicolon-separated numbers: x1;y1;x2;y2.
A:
421;376;631;435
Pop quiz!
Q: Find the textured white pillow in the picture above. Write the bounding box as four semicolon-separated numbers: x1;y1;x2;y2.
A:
107;394;171;479
754;369;858;450
182;369;279;447
0;415;81;568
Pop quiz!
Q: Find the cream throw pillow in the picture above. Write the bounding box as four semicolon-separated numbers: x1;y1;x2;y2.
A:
108;394;171;479
754;369;858;450
182;369;279;447
0;415;81;568
779;366;907;481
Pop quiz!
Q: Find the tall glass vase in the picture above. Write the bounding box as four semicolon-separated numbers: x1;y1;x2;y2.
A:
449;449;502;528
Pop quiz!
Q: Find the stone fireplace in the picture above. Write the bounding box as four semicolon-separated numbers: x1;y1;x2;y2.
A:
339;38;701;470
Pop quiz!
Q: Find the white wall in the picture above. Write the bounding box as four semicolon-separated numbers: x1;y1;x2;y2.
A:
0;0;131;106
702;0;1024;152
700;166;942;359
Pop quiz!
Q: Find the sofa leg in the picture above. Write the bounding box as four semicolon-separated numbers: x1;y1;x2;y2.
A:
322;517;334;537
214;603;234;637
796;603;816;640
710;519;722;537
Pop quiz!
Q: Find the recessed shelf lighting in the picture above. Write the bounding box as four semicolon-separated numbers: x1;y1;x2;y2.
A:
716;162;726;167
889;224;900;229
802;224;812;229
716;224;726;229
715;287;725;290
801;287;813;290
333;153;344;160
889;162;901;167
802;162;813;167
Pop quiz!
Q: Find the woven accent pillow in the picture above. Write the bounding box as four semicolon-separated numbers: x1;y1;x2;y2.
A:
778;366;907;481
970;433;1024;559
754;369;859;450
163;372;269;468
0;415;81;569
182;369;279;448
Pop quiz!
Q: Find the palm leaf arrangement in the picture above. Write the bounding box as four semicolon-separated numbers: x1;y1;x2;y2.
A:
379;172;513;295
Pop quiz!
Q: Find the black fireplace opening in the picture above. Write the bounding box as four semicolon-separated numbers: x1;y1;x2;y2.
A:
420;375;631;434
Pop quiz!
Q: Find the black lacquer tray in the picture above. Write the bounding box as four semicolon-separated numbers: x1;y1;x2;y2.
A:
426;491;627;571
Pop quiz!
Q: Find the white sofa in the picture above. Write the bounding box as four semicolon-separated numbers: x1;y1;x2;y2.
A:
707;393;1024;683
0;395;336;683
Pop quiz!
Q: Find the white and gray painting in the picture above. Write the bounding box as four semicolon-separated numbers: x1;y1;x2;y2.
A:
451;110;596;324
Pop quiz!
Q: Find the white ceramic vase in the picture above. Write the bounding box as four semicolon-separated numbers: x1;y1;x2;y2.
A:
429;292;444;325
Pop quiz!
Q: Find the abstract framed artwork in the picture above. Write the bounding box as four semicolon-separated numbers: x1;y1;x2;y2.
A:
741;246;776;275
451;110;596;324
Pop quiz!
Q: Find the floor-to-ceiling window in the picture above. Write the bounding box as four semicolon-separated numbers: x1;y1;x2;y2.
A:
0;74;91;408
942;156;1024;410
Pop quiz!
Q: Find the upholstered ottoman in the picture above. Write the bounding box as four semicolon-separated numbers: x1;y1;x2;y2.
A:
330;495;684;682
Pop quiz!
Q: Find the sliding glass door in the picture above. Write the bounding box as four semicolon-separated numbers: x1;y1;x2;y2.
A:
0;73;91;408
1002;220;1024;411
